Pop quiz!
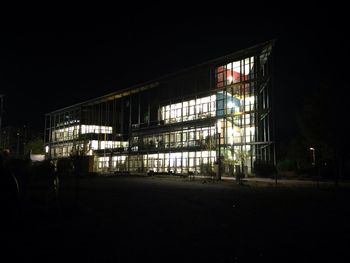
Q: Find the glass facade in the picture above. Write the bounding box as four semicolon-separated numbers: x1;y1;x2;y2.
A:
45;41;274;177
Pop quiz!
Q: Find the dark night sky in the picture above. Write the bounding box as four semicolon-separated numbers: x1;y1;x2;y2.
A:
1;5;348;145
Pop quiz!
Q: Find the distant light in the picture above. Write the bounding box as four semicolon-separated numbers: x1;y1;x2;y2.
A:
45;146;49;153
30;154;45;162
309;147;314;150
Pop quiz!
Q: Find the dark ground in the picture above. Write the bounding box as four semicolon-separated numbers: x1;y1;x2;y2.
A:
2;175;350;262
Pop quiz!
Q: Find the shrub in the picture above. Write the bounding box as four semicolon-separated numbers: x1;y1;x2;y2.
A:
200;163;215;177
276;158;295;172
253;160;276;178
57;158;74;176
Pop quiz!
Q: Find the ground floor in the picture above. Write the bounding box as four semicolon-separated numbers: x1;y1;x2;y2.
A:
95;149;252;176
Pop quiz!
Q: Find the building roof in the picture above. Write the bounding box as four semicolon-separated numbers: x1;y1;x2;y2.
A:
46;39;274;115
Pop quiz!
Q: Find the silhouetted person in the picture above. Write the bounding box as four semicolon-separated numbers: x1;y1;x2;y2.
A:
5;158;31;202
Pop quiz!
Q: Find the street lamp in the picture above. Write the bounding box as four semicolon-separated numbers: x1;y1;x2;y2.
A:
16;131;20;158
309;147;315;166
310;147;320;186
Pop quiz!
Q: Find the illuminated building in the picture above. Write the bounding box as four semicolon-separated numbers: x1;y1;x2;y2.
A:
45;41;275;176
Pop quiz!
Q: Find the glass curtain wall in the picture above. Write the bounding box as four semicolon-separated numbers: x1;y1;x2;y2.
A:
46;42;273;176
215;56;256;174
123;55;260;175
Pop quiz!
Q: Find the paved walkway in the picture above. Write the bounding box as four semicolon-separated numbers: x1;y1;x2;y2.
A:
103;172;350;187
192;174;349;187
238;176;350;188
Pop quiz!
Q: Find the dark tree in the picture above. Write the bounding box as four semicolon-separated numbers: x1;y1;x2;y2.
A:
24;137;45;155
298;80;348;181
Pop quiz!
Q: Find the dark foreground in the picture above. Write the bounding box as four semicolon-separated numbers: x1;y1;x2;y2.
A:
3;175;350;262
